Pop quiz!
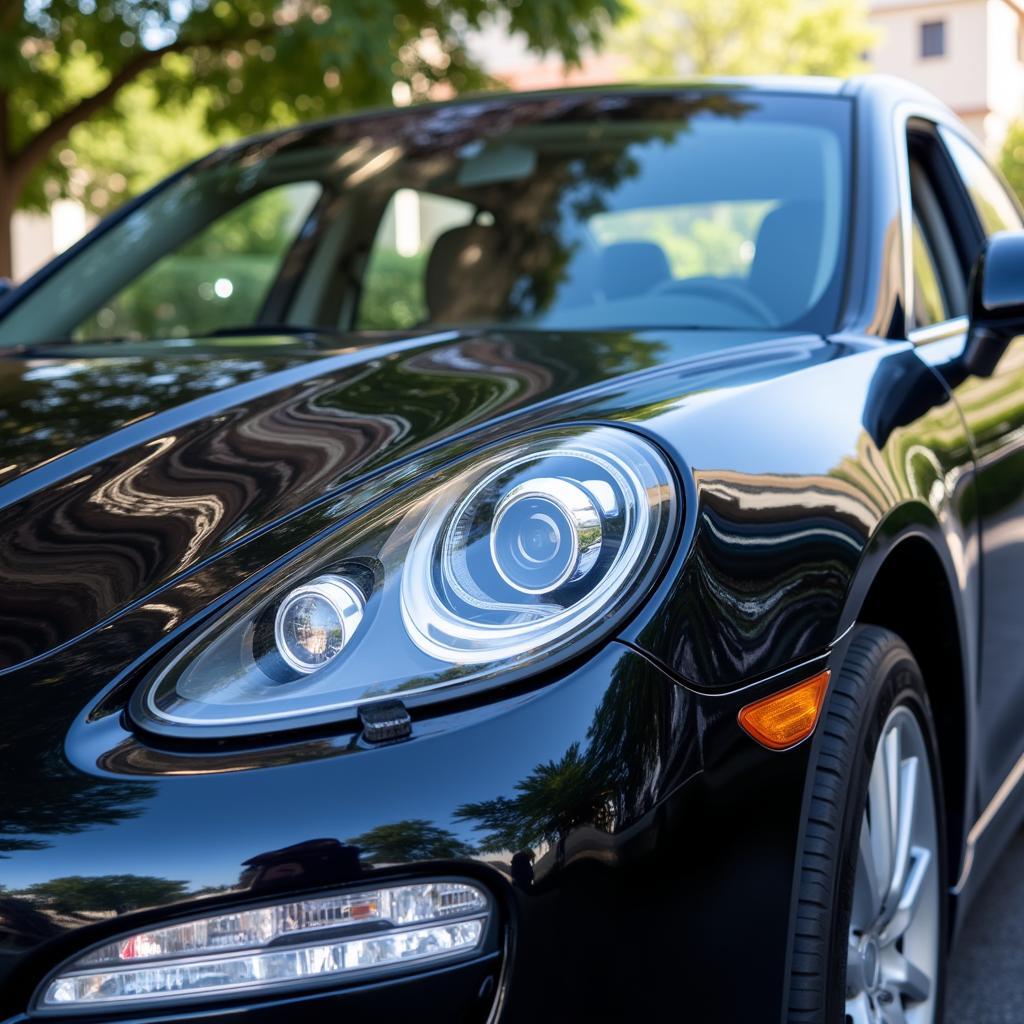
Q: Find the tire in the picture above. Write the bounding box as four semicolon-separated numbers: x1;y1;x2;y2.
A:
786;625;947;1024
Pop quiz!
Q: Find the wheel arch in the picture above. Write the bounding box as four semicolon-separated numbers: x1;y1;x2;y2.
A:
839;519;977;922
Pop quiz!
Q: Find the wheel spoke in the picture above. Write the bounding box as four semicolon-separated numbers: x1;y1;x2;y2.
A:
884;726;902;855
886;952;932;1003
868;738;895;902
882;845;932;944
853;810;883;929
883;754;919;922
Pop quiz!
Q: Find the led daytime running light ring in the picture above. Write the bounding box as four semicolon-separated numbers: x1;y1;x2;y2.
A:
402;440;656;664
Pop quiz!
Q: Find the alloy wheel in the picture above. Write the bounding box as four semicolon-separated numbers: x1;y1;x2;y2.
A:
845;705;940;1024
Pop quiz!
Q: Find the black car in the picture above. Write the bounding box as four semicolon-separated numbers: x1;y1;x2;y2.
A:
1;73;1023;1024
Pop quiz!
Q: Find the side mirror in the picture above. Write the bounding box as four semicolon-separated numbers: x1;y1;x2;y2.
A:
963;230;1024;377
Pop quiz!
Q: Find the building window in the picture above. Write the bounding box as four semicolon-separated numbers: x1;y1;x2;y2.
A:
920;20;945;58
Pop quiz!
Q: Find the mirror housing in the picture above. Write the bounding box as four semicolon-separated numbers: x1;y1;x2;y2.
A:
963;230;1024;377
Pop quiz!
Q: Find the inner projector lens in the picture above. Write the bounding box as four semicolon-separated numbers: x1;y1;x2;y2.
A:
273;575;364;674
490;478;602;595
37;881;490;1011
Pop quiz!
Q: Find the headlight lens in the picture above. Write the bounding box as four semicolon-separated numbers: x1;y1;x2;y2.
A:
489;477;602;595
273;575;365;674
132;426;678;736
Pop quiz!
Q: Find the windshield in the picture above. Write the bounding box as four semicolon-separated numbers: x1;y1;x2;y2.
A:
0;90;852;347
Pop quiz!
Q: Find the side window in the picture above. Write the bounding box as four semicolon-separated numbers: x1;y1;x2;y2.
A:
908;159;966;326
911;216;948;326
74;182;321;341
940;127;1024;236
357;190;476;330
906;128;970;329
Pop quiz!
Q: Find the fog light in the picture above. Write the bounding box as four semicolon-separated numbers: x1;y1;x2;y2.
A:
37;881;490;1011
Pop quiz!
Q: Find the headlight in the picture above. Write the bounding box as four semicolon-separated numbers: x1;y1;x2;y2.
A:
131;426;678;737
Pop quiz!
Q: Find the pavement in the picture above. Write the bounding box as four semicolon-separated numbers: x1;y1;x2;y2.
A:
945;829;1024;1022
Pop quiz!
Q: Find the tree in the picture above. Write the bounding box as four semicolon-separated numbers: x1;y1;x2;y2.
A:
0;0;620;279
1000;120;1024;205
610;0;875;79
22;874;191;915
455;654;673;854
347;819;476;864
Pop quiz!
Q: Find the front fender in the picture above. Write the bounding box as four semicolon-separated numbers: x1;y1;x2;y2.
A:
619;343;978;698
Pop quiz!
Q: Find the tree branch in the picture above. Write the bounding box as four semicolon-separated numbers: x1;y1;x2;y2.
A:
9;39;191;180
10;16;278;189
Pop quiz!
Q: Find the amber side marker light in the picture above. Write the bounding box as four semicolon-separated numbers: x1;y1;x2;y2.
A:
738;669;831;751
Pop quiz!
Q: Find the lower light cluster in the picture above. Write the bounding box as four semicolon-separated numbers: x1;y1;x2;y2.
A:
38;881;491;1011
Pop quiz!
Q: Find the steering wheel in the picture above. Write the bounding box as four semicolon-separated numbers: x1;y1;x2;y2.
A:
652;277;778;325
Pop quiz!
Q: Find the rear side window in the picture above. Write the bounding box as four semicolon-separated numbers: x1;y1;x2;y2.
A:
910;216;948;326
587;200;774;279
357;190;476;329
940;128;1023;235
74;182;321;341
907;155;967;327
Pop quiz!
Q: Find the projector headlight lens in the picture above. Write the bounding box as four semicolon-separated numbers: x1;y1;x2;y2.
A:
132;426;678;737
273;575;365;674
489;477;602;594
37;881;491;1011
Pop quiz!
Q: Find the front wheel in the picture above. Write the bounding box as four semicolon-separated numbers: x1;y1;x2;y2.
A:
787;626;947;1024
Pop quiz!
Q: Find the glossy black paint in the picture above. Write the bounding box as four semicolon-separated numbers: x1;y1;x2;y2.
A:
960;231;1024;376
1;76;1023;1023
973;230;1024;315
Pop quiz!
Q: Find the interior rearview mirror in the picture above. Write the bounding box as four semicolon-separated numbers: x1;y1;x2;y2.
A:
963;230;1024;377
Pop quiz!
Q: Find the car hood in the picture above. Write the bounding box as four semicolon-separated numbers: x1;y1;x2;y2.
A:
0;327;837;669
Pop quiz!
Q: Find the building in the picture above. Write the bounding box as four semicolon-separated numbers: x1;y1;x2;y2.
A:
10;201;91;283
468;18;625;91
868;0;1024;153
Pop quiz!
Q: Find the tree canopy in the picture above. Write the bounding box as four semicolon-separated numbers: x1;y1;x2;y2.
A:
1000;120;1024;205
21;874;191;915
0;0;620;276
610;0;875;78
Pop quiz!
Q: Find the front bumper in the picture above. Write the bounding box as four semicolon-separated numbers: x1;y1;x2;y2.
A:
0;642;823;1023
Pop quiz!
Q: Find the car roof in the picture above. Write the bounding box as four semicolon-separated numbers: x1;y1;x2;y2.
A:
428;74;951;111
206;74;954;168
